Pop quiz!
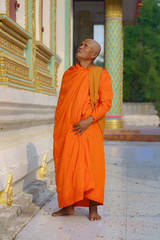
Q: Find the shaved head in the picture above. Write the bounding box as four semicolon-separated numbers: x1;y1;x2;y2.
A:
85;39;101;58
76;39;101;65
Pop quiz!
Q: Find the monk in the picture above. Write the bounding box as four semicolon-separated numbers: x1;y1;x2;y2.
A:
52;39;113;221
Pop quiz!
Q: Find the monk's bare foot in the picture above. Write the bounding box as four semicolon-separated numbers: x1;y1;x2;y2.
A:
52;205;74;217
89;201;101;221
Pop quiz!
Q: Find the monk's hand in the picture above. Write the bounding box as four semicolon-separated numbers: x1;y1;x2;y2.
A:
73;116;94;136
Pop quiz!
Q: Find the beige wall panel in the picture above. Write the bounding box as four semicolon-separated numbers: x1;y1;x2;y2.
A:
43;0;50;48
36;0;40;41
0;0;6;13
16;0;25;29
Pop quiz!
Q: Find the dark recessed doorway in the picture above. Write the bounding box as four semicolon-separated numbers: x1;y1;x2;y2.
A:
73;0;105;67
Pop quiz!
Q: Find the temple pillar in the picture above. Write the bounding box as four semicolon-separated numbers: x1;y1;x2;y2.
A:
104;0;124;129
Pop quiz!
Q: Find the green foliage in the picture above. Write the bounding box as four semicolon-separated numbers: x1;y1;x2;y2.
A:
123;0;160;102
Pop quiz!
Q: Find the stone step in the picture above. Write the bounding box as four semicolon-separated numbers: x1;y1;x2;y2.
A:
104;127;160;142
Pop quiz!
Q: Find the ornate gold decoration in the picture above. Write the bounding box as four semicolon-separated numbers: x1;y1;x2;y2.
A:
0;15;31;43
1;57;29;79
105;118;124;129
105;0;122;19
32;0;37;86
6;0;10;17
0;15;35;91
54;61;58;88
35;41;56;94
54;0;57;88
0;34;24;59
39;154;47;178
54;0;56;53
0;173;13;208
25;0;29;31
36;57;48;70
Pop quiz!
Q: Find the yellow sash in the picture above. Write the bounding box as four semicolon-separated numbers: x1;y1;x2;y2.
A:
89;65;105;138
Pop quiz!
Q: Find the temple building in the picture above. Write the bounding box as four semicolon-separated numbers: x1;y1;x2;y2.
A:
0;0;141;203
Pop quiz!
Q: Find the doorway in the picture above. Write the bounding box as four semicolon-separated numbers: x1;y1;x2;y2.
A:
73;0;105;66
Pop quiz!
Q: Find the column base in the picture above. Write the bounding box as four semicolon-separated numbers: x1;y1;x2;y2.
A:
105;118;124;129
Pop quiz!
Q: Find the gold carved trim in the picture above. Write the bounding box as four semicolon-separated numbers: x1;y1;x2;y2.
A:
1;57;30;80
54;0;57;86
6;0;10;17
105;0;122;18
32;0;36;85
0;32;25;59
0;15;32;42
54;0;56;53
0;174;13;208
25;0;29;31
36;41;54;58
39;154;47;179
105;118;124;129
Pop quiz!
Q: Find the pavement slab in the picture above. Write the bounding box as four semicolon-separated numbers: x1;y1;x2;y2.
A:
15;141;160;240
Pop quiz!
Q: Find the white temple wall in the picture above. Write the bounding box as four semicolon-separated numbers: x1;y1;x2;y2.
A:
43;0;50;48
0;86;57;194
0;0;6;13
16;0;25;29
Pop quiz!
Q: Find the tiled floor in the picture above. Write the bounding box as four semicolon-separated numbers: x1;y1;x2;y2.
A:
16;141;160;240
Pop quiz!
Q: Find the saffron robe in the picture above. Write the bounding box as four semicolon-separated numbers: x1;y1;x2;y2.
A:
53;62;113;208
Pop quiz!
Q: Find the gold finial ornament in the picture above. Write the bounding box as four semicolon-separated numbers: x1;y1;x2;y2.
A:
105;0;123;18
0;174;13;208
39;154;47;178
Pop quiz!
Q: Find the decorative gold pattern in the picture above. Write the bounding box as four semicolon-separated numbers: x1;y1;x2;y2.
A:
104;0;124;129
25;0;29;31
39;154;47;178
32;0;37;86
105;19;123;116
0;174;13;208
54;61;59;88
1;3;59;95
105;0;123;18
36;57;48;70
6;0;10;17
1;57;30;79
0;34;24;59
35;41;56;94
0;15;35;91
105;118;123;129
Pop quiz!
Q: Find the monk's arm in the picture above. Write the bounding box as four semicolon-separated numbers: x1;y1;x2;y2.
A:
91;70;113;121
73;116;94;135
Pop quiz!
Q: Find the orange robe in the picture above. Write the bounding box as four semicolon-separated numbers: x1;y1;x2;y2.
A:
53;62;113;208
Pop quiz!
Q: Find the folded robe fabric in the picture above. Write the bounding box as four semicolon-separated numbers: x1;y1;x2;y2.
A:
53;62;113;208
89;65;105;138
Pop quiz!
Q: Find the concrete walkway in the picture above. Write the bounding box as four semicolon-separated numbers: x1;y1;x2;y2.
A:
15;141;160;240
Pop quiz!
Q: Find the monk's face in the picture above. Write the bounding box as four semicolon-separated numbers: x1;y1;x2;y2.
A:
76;40;97;62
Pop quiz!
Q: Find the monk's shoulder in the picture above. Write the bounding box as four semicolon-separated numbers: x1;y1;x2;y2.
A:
62;65;76;78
